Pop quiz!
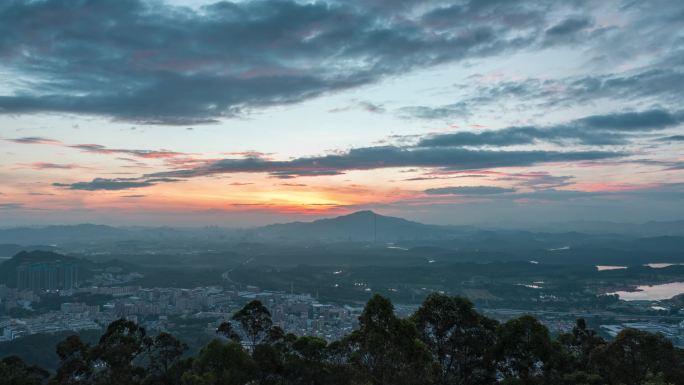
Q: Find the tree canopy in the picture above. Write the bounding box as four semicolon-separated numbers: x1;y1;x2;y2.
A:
4;294;683;385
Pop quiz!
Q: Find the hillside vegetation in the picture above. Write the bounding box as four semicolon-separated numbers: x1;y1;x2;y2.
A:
2;293;683;385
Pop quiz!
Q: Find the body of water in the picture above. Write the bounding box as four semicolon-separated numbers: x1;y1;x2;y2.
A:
596;265;627;271
609;281;684;301
645;263;684;268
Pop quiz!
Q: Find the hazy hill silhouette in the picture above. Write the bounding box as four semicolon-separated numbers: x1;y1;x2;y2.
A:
0;250;86;287
0;224;128;245
255;210;457;241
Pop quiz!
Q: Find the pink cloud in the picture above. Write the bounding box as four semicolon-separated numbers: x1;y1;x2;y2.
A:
15;162;86;170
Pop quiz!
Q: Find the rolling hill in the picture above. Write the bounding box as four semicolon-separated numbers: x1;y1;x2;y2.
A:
254;210;458;241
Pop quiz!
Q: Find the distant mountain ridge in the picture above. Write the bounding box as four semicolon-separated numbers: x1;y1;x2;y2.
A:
0;244;59;259
1;213;684;245
254;210;456;241
0;224;129;245
0;224;218;245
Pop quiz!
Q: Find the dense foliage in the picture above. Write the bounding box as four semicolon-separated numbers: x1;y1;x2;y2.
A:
2;294;683;385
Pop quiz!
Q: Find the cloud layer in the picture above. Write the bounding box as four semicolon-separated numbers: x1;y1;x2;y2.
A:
425;186;516;195
0;0;600;124
418;110;683;146
54;107;639;190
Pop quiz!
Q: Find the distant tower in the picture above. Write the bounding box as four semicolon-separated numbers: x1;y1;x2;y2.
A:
373;211;377;243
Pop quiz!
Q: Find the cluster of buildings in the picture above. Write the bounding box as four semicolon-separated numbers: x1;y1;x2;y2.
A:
99;287;363;341
239;291;361;340
1;259;683;347
16;261;78;292
601;321;684;347
0;302;102;341
0;285;39;312
0;284;363;343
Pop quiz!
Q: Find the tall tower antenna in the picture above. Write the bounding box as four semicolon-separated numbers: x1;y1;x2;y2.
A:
374;211;377;244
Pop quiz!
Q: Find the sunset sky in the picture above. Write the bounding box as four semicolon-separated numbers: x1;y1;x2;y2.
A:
1;0;683;226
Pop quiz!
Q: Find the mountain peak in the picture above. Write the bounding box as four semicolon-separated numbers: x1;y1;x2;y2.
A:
256;210;451;241
343;210;378;217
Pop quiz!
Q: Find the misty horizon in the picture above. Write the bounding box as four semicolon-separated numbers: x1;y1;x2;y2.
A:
3;209;684;230
0;0;682;227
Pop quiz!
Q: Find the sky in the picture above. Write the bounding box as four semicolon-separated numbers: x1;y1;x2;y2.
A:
0;0;683;227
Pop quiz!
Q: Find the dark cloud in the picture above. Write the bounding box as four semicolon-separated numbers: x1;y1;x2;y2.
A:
496;172;574;189
269;170;346;179
417;109;682;147
53;178;156;191
425;183;684;203
404;174;489;181
330;101;385;114
425;186;516;195
0;0;600;125
659;135;684;142
6;136;61;145
53;108;634;190
400;56;684;121
53;177;181;191
513;184;684;202
506;189;604;201
54;143;622;191
420;1;546;30
147;145;622;182
664;162;684;171
68;144;187;159
49;104;658;191
0;203;23;209
18;162;82;170
543;16;593;46
398;103;470;120
358;101;385;114
9;136;190;159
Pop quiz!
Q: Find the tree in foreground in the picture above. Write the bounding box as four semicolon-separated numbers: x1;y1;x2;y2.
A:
232;300;273;349
494;315;558;383
217;321;241;343
590;328;683;385
143;332;188;385
0;355;49;385
413;293;497;385
346;294;435;385
88;319;149;384
6;293;684;385
181;339;256;385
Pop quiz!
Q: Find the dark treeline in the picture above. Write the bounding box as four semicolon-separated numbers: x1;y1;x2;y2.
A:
2;294;683;385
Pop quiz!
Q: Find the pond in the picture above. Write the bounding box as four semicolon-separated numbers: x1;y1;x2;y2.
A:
596;265;627;271
609;281;684;301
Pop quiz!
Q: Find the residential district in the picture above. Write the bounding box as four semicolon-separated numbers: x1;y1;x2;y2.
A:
1;260;683;347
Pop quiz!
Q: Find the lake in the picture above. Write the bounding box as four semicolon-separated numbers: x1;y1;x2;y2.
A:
645;263;684;268
596;265;627;271
609;281;684;301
